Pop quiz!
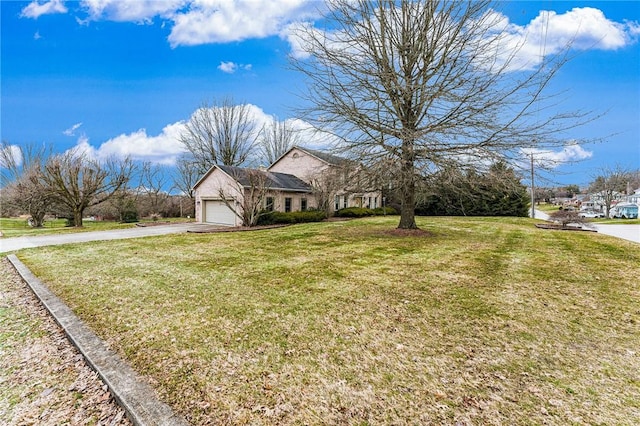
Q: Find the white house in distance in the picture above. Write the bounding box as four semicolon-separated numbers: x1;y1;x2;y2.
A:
193;146;382;226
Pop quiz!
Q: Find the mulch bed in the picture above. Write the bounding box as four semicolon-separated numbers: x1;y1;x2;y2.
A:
535;223;597;232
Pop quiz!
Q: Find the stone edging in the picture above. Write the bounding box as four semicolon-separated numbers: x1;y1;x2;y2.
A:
6;254;190;426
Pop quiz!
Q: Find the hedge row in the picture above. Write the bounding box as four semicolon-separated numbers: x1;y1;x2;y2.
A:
257;210;328;225
335;207;398;217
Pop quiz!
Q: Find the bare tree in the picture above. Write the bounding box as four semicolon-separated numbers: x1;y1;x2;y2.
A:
548;209;590;229
258;118;300;165
217;167;271;227
291;0;592;229
179;97;259;173
309;166;346;215
589;165;632;218
41;148;134;227
174;153;200;198
139;162;171;217
0;142;52;227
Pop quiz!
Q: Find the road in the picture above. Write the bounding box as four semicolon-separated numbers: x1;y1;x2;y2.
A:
0;223;200;253
533;209;639;244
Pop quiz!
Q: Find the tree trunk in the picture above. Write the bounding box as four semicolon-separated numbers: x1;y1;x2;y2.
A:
73;209;83;227
398;142;418;229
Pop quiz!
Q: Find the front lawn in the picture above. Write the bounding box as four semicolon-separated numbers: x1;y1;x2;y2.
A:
16;216;640;425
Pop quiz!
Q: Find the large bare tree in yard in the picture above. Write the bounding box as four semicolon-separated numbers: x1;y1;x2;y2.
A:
179;97;259;174
42;148;134;227
292;0;589;229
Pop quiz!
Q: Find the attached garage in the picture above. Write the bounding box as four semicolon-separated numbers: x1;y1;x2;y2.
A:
203;200;237;226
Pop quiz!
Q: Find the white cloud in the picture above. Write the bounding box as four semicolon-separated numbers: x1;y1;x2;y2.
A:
480;7;639;72
63;122;83;136
34;31;42;40
217;61;252;74
218;61;238;74
21;0;68;19
522;142;593;168
70;135;99;161
281;21;316;60
95;122;188;164
0;145;24;168
167;0;318;47
79;0;185;23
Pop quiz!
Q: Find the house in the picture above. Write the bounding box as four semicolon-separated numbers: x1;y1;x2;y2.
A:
193;147;382;226
193;164;314;226
269;147;382;212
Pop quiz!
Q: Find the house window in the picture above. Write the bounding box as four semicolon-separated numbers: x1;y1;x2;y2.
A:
301;198;307;211
285;197;292;212
343;195;348;209
265;197;274;212
374;196;378;208
335;195;340;211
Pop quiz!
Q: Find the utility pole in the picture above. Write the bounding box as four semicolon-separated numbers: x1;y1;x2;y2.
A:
530;153;535;219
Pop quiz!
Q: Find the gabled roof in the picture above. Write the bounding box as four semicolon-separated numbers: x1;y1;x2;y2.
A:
269;146;350;169
196;164;312;192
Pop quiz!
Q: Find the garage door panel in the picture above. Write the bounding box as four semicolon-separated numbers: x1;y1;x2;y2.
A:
204;200;236;226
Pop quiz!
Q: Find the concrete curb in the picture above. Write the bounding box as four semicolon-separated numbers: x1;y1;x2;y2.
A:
7;254;190;426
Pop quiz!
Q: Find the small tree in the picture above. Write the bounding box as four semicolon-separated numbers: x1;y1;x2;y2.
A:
0;142;52;227
138;162;170;217
548;209;590;229
218;167;271;227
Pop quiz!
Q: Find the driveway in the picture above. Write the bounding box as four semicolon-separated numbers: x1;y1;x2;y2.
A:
0;223;202;253
592;224;640;244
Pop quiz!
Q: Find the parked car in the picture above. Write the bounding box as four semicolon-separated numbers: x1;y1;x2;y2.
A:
610;203;639;219
579;210;605;218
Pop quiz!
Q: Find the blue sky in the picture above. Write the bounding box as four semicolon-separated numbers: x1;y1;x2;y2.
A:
2;0;639;187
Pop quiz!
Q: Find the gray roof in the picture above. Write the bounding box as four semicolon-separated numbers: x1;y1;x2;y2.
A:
218;165;313;192
295;147;350;166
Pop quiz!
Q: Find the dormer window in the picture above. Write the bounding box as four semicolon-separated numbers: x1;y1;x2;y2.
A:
292;152;299;158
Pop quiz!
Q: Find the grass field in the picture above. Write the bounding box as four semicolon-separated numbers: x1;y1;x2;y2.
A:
14;216;640;425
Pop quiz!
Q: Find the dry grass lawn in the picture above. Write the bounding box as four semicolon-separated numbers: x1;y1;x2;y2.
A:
14;216;640;425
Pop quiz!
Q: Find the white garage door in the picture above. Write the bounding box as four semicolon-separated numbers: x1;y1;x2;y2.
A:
204;200;237;226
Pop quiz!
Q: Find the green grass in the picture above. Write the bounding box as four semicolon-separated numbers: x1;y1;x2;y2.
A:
592;217;640;225
0;217;193;237
534;203;561;212
15;216;640;425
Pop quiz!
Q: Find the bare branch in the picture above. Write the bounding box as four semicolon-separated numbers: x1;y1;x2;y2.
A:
291;0;597;229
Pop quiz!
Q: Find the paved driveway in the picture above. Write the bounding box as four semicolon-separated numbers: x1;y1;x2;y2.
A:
0;223;201;253
592;224;640;244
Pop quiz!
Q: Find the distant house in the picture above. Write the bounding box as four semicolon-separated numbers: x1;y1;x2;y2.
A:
627;188;640;205
193;146;382;226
